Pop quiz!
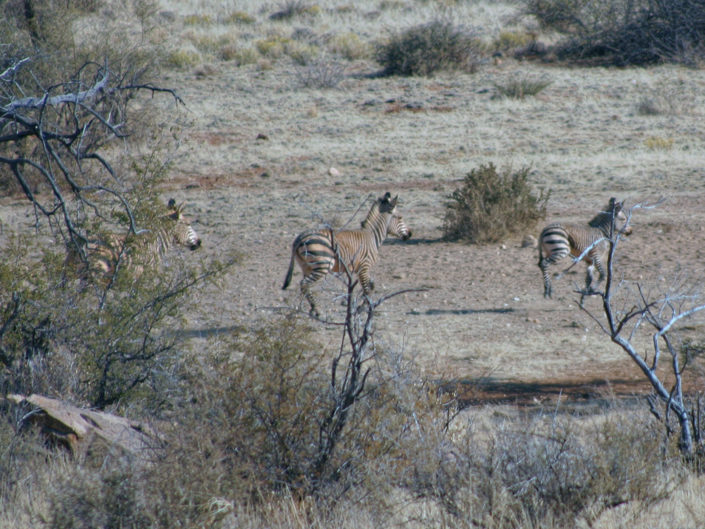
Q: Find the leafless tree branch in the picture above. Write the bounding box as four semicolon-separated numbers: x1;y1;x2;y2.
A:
580;198;703;456
0;59;182;248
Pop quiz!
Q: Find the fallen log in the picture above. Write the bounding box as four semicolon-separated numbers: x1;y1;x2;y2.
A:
6;393;160;457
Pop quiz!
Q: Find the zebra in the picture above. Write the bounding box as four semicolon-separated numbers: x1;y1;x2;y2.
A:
282;192;406;317
538;197;632;301
67;198;201;284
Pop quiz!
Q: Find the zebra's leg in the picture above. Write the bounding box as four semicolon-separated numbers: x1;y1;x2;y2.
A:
593;255;606;284
539;257;553;298
357;265;374;295
300;273;325;318
580;265;597;307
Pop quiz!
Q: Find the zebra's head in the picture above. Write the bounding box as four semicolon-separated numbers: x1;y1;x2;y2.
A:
387;214;412;240
609;197;633;236
166;199;202;250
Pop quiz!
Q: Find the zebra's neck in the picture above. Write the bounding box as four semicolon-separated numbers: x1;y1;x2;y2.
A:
588;212;615;235
362;208;391;247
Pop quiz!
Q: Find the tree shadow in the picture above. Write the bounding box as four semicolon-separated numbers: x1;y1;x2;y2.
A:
413;308;515;315
167;325;245;339
440;376;649;411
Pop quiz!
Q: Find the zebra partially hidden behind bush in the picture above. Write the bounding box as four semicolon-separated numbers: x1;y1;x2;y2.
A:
538;197;632;303
282;192;409;317
66;198;202;286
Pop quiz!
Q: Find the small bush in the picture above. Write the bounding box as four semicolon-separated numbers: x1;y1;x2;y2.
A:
493;30;537;53
329;32;373;60
183;13;213;26
375;20;480;76
269;1;320;21
226;10;256;24
644;136;674;150
166;49;201;69
443;163;549;243
494;76;551;99
295;58;346;88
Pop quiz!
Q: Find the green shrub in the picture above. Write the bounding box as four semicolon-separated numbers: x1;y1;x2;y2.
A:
442;163;549;243
375;20;480;76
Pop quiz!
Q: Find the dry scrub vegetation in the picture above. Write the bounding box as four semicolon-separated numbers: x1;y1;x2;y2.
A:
2;0;705;528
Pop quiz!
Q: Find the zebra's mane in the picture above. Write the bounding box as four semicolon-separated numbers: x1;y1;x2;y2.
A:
588;198;620;229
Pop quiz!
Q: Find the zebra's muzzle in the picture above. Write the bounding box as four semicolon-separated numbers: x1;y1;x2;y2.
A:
189;239;202;250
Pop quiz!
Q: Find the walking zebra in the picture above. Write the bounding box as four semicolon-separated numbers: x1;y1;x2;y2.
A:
282;192;406;317
538;197;632;301
67;199;201;284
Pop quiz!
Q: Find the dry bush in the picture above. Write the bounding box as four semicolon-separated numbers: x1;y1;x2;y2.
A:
525;0;705;66
375;20;481;76
493;76;552;99
295;58;346;88
269;0;320;21
443;163;549;244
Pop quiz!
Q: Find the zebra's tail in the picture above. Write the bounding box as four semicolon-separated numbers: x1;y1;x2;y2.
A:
282;251;295;290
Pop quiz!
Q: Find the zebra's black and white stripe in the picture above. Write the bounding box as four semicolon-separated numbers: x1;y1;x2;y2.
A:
282;192;405;317
68;199;201;284
538;197;632;300
365;213;412;241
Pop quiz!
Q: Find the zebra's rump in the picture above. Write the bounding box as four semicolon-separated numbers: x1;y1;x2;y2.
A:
539;224;571;258
293;230;337;270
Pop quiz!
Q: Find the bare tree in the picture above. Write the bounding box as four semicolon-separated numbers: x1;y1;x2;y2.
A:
306;260;424;493
579;199;704;456
0;57;182;249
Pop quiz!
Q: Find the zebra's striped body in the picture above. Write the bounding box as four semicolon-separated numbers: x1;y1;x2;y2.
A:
282;192;405;317
68;199;201;284
538;197;632;300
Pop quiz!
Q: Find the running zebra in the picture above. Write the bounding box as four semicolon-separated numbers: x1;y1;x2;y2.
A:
282;192;406;317
538;197;632;301
67;199;202;284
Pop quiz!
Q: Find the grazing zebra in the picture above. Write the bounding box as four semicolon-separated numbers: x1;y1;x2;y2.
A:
538;197;632;301
282;192;405;317
67;199;201;284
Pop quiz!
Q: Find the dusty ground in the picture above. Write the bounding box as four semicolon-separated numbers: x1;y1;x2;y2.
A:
158;57;705;407
3;7;705;409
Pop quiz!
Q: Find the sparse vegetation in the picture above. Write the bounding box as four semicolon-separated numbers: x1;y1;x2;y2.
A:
494;75;552;99
443;163;550;243
375;20;481;76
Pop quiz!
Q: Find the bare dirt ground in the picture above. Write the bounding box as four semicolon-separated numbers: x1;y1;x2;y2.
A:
161;56;705;408
3;53;705;410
